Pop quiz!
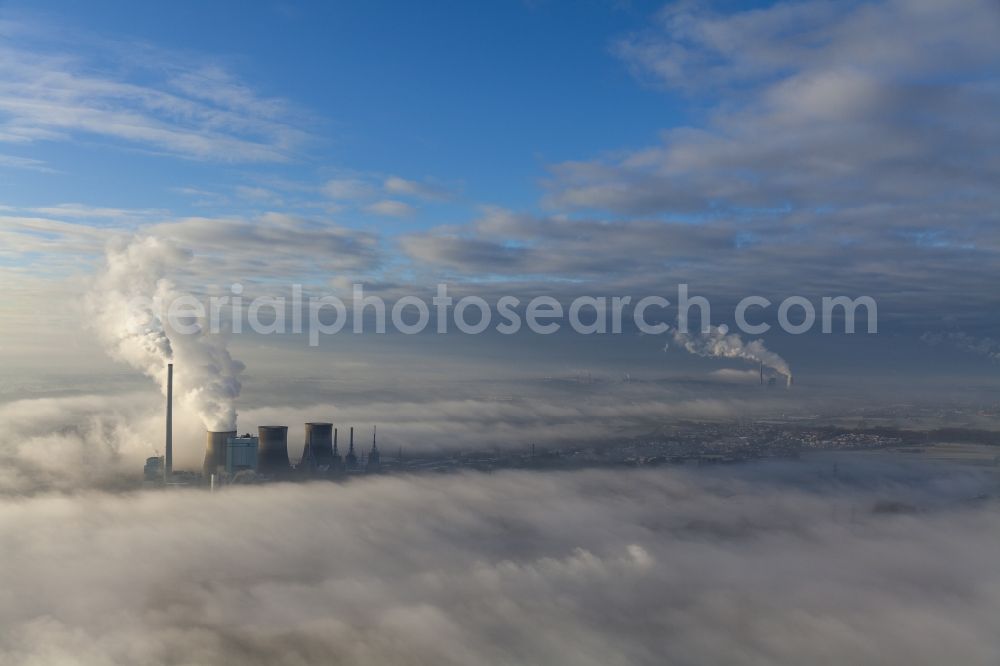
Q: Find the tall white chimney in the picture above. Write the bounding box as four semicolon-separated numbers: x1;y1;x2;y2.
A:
165;362;173;480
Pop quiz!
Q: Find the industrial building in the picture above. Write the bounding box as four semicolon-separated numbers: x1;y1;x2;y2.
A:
191;423;381;485
154;363;383;487
144;455;164;482
225;435;258;473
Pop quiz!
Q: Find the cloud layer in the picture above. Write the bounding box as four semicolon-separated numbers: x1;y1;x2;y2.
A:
1;463;999;665
398;0;1000;328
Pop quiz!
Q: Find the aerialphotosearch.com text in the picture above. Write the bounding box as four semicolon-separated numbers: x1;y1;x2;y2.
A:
151;283;879;346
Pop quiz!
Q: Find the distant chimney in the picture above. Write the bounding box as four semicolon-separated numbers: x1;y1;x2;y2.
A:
346;426;358;468
165;363;173;480
367;425;381;472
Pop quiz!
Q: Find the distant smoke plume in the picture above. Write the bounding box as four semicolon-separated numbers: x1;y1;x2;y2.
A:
671;325;792;383
86;236;244;430
921;331;1000;363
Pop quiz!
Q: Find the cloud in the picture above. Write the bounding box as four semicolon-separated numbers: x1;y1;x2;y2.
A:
709;368;763;383
143;213;382;281
400;207;733;278
322;178;376;201
547;0;1000;217
1;462;999;664
0;393;164;495
28;203;169;220
0;214;107;264
383;176;452;201
393;1;1000;327
234;186;284;205
614;0;1000;93
0;26;308;162
1;207;384;284
321;175;451;215
365;199;416;218
171;186;231;207
0;153;55;172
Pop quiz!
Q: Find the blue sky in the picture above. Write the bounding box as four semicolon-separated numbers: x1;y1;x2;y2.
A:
0;0;687;224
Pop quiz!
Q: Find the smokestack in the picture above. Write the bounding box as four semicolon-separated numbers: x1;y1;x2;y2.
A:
367;425;381;472
332;428;340;460
759;362;764;386
203;430;236;477
257;426;290;475
346;427;358;468
165;363;173;480
787;374;793;388
304;422;334;467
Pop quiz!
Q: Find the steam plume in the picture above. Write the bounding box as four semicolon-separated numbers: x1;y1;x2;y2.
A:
86;236;244;431
671;325;792;384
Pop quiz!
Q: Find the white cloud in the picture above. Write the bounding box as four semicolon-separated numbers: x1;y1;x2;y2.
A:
0;153;55;172
0;463;999;663
322;178;375;200
383;176;451;201
365;199;415;217
385;0;1000;325
28;203;169;220
0;27;308;162
234;185;284;205
550;0;1000;216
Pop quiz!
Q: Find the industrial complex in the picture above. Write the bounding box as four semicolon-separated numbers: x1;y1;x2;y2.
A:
142;363;910;490
145;363;381;487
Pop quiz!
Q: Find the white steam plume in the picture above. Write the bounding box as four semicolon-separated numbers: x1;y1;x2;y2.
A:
86;236;245;431
671;324;792;383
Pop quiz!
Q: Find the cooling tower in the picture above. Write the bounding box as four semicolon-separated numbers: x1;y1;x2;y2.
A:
203;430;236;476
304;422;334;467
257;425;290;475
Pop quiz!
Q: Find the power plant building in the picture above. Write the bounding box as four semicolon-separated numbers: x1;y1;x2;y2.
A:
225;435;258;473
144;455;164;482
152;367;393;483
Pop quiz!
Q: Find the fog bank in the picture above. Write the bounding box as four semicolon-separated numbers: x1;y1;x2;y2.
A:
2;463;999;665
